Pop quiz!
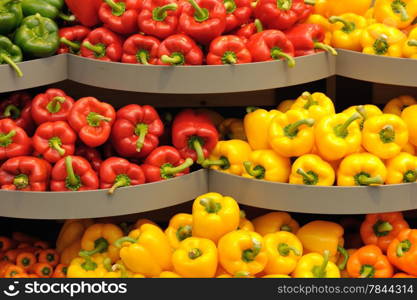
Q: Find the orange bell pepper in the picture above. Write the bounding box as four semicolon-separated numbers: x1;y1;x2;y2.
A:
387;229;417;276
347;245;393;278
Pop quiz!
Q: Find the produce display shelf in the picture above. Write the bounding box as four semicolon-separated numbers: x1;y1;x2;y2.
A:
0;170;207;220
208;170;417;215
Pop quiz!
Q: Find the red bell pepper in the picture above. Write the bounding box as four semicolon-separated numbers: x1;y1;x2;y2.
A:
31;89;75;125
58;26;91;55
172;109;218;163
142;146;193;182
65;0;103;27
224;0;252;32
81;27;123;62
50;156;99;191
0;119;32;160
0;92;34;135
235;19;263;43
285;23;337;56
246;29;295;66
254;0;314;30
0;156;50;191
32;121;77;163
122;34;161;64
157;34;203;65
179;0;226;45
99;157;145;194
68;97;116;148
75;145;102;172
138;0;179;39
207;35;251;64
111;104;164;158
99;0;142;35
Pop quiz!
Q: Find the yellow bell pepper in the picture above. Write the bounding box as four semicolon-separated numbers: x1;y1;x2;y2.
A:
262;274;291;278
402;28;417;58
67;254;110;278
263;231;303;275
60;239;82;264
192;192;240;243
79;223;123;263
361;23;406;57
386;152;417;184
315;112;362;161
383;95;417;115
304;15;332;45
242;150;290;182
268;110;315;157
165;213;193;249
314;0;372;17
362;114;408;159
252;212;300;236
277;99;295;113
293;251;341;278
134;218;158;228
329;13;367;51
364;7;375;19
219;118;247;141
402;142;416;155
244;107;281;150
172;237;218;278
402;105;417;147
297;220;347;265
337;153;387;186
343;105;383;130
159;271;182;278
218;230;268;276
374;0;417;29
116;224;173;277
239;210;255;231
289;154;335;186
291;92;335;122
56;219;94;253
201;140;252;175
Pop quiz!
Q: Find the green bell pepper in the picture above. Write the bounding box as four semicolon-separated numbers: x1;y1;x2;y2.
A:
0;35;23;77
0;0;23;35
22;0;74;21
14;13;59;58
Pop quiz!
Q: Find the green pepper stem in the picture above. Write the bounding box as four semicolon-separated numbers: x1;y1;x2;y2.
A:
105;0;126;16
13;174;29;190
334;113;361;138
376;221;393;235
58;13;76;22
392;0;409;22
304;0;315;5
161;54;183;65
356;105;367;120
112;263;128;278
224;0;234;12
114;237;138;248
79;238;109;257
137;50;149;64
223;53;237;64
234;271;251;277
278;243;301;257
80;256;97;271
312;250;329;278
404;170;417;182
135;123;148;152
188;248;202;259
254;18;263;32
360;265;375;278
199;197;222;213
87;112;112;127
270;48;296;67
162;158;194;175
46;97;66;114
396;240;411;257
60;37;80;51
297;168;315;184
277;0;292;10
0;130;16;144
192;138;205;164
408;39;417;47
49;137;66;156
328;16;355;33
103;257;112;272
83;41;105;56
380;125;395;143
65;156;79;187
0;54;23;77
153;3;178;21
243;161;265;179
177;225;192;241
242;238;261;262
3;105;20;119
35;13;45;36
301;92;318;109
108;174;131;195
189;0;209;22
285;119;315;137
246;106;259;113
357;174;383;185
314;42;338;55
280;224;292;232
201;156;228;169
240;210;246;219
337;246;349;271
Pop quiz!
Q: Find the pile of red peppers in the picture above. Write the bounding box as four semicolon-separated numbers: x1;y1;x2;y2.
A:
0;89;219;194
58;0;337;66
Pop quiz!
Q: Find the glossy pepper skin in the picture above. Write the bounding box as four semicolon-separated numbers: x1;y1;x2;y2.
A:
218;230;267;276
142;146;193;182
172;237;218;278
360;23;406;57
14;13;59;58
290;154;335;186
165;213;193;248
329;13;367;52
111;104;163;159
81;27;123;62
68;97;116;148
99;157;145;194
401;105;417;147
192;192;240;243
402;27;417;58
138;0;179;39
235;19;263;43
362;114;408;159
31;88;75;125
201;139;252;175
374;0;417;29
0;0;23;35
0;92;34;134
224;0;252;32
342;104;383;130
360;212;409;253
172;109;218;163
56;219;94;253
99;0;141;35
242;149;291;182
0;156;50;191
347;245;393;278
314;0;371;17
244;107;281;150
285;23;337;56
252;212;299;236
246;29;295;66
75;145;102;172
50;155;99;191
291;92;335;122
157;34;203;65
303;14;332;45
383;95;417;116
293;251;340;278
337;153;387;186
386;152;417;184
58;26;91;54
32;121;77;163
0;119;32;160
387;229;417;276
207;35;251;64
268;110;315;157
122;34;160;64
0;35;23;77
65;0;102;27
67;254;112;278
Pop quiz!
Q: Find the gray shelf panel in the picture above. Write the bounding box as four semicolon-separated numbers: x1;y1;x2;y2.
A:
208;170;417;214
68;53;336;94
0;55;67;93
0;170;207;220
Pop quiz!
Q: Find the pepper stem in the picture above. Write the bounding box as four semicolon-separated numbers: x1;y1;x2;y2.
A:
392;0;409;22
301;92;318;109
356;105;367;123
0;130;16;146
285;119;315;137
403;170;417;182
304;0;315;5
189;0;209;22
408;39;417;47
108;174;131;195
60;37;80;51
396;239;411;257
162;158;194;175
47;97;66;114
329;16;355;33
357;174;383;185
337;246;349;271
278;243;301;257
153;3;178;21
65;156;81;190
199;197;222;213
3;105;20;119
243;161;265;179
105;0;126;16
360;264;375;278
334;113;361;138
0;54;23;77
314;42;338;56
87;112;112;127
188;248;202;259
312;250;329;278
242;238;261;262
223;52;237;64
246;106;260;113
80;256;97;271
254;18;263;32
280;224;292;232
177;225;192;241
191;138;205;164
79;237;109;257
35;13;45;36
13;174;29;190
136;50;149;65
49;137;66;156
114;237;137;248
270;48;296;67
58;13;76;21
379;125;395;143
83;42;106;57
296;168;316;184
374;221;393;236
277;0;292;10
161;53;184;65
201;156;229;169
135;123;148;152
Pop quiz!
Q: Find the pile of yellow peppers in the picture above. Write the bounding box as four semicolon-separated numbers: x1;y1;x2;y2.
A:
306;0;417;58
204;92;417;186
